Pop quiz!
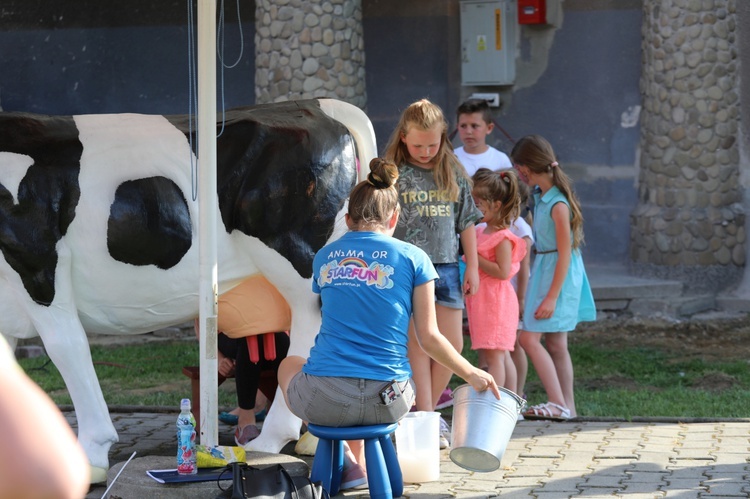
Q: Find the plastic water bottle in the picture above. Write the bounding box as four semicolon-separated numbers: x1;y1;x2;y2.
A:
176;398;197;475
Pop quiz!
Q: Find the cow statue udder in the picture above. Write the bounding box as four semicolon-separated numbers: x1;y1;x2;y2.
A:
0;99;376;482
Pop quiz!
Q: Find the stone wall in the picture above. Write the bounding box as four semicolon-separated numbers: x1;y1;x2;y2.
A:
254;0;366;108
734;1;750;297
631;0;743;293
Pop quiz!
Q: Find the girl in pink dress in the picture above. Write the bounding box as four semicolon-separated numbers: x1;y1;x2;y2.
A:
465;168;527;388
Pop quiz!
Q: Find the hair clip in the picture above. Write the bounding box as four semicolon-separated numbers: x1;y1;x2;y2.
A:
367;172;389;188
550;161;558;168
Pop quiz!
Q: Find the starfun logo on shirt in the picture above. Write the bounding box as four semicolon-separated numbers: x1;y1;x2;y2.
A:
318;257;394;289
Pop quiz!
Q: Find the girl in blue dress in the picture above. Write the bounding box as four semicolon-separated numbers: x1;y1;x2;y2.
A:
511;135;596;420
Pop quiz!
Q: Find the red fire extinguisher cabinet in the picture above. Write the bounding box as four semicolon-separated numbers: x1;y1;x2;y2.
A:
518;0;546;24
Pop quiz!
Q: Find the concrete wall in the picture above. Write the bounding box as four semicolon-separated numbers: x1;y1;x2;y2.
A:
363;0;643;265
0;1;256;115
2;0;643;268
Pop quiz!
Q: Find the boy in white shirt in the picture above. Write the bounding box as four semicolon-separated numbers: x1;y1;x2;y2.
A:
454;99;512;175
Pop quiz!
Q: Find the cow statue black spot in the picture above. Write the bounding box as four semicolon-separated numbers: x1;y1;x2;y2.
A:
0;99;376;483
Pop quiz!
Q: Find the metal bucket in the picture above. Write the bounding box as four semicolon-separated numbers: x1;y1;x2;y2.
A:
449;384;526;472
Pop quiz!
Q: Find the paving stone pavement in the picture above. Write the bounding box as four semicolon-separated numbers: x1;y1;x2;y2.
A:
67;410;750;499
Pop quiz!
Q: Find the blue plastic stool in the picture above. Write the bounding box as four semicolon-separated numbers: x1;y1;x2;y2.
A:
307;422;403;499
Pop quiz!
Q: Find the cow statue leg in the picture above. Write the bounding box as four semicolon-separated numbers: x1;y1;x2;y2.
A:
230;240;320;453
246;291;319;453
21;245;117;483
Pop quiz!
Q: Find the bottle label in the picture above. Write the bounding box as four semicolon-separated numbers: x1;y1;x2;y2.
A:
177;418;197;475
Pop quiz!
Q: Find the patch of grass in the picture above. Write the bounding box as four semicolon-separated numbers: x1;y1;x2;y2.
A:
19;332;750;418
19;340;239;409
448;335;750;419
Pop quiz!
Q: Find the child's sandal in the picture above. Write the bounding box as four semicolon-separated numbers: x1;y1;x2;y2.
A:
523;401;571;421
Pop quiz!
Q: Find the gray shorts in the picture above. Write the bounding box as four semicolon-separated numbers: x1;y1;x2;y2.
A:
286;372;415;427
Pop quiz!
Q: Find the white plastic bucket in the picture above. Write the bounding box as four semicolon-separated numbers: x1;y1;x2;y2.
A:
394;411;440;482
449;384;525;472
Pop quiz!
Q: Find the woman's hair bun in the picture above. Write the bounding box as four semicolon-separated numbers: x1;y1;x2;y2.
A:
367;158;399;189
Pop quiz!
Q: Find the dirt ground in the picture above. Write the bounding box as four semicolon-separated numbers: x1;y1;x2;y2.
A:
572;312;750;392
574;312;750;362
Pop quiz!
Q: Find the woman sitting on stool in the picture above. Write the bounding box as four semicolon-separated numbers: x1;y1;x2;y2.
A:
277;158;499;490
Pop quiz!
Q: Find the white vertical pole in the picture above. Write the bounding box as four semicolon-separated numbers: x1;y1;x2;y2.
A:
197;0;219;447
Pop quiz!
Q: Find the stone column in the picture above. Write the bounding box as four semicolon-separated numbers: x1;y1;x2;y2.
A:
254;0;366;108
733;0;750;296
630;0;743;292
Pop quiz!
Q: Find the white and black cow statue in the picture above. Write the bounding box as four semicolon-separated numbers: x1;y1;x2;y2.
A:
0;99;376;482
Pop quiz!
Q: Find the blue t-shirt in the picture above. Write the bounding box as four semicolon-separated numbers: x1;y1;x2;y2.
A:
304;230;438;381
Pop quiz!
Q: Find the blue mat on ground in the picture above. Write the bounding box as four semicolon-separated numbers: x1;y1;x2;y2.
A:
146;467;229;484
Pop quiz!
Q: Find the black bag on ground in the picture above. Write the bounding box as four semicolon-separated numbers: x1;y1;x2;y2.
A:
215;462;329;499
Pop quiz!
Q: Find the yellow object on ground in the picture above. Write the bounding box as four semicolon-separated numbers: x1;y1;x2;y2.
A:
196;445;246;468
294;430;319;456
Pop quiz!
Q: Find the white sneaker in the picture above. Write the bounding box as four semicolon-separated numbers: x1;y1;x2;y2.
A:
439;417;451;449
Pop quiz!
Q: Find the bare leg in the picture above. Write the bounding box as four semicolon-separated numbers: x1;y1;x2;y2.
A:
519;331;566;409
277;355;307;411
346;440;365;468
477;349;487;370
231;389;266;418
484;348;507;388
255;390;269;413
503;351;517;392
430;305;464;408
510;332;528;396
237;408;257;428
545;333;576;416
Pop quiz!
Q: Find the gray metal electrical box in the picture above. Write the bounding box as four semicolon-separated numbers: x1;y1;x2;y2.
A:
460;0;517;86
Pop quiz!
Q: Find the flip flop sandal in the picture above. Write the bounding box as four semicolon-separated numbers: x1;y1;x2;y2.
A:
523;401;571;421
218;411;239;425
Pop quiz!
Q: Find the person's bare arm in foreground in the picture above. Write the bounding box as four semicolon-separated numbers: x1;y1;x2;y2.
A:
0;337;90;499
